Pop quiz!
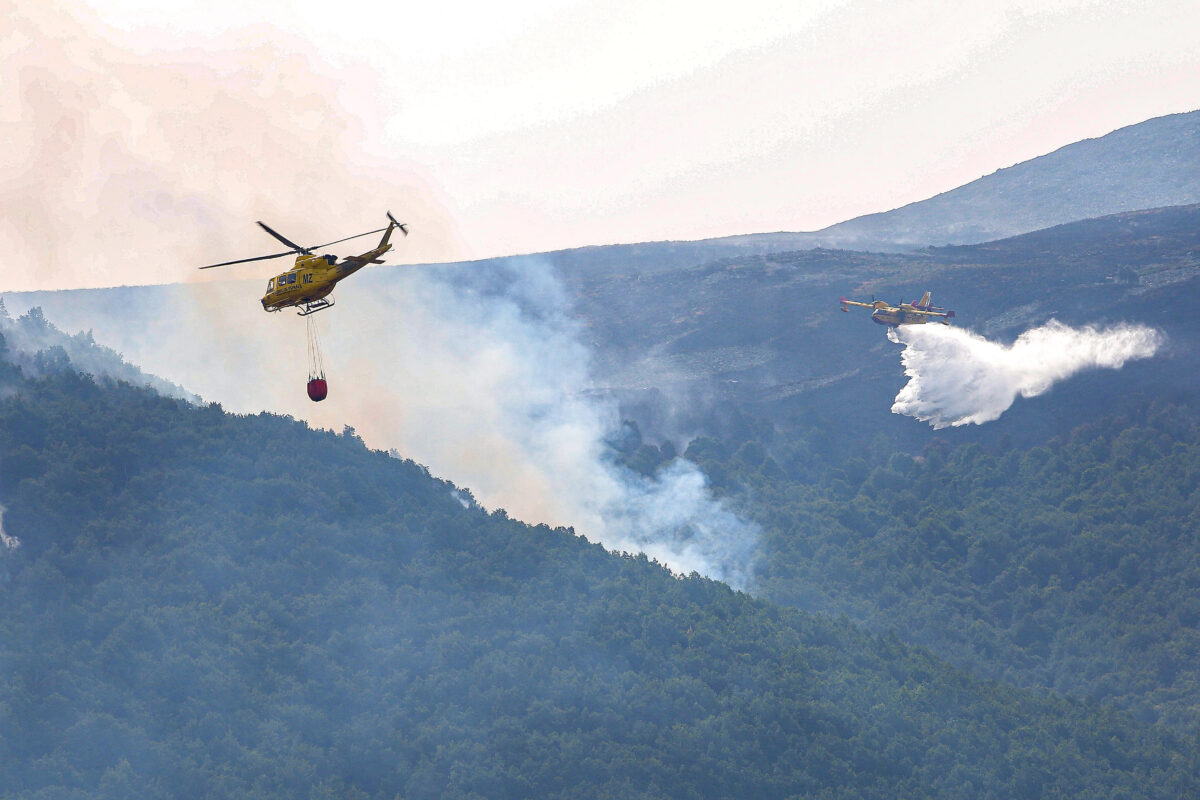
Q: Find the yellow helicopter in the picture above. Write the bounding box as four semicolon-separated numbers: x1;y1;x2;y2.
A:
199;212;408;316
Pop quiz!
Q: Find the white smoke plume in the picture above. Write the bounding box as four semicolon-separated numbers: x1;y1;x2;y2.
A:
0;3;764;587
3;260;760;589
889;320;1164;429
0;505;17;553
0;505;16;588
0;301;196;401
342;260;760;588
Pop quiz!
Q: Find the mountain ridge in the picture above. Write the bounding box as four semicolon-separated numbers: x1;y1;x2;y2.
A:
465;109;1200;262
814;109;1200;249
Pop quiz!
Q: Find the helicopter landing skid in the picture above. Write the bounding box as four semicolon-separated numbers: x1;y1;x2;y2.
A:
297;297;335;317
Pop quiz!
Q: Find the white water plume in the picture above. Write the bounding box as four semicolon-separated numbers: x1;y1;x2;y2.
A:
889;320;1164;429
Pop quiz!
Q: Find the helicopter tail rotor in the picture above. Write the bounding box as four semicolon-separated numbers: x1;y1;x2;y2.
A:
386;211;409;236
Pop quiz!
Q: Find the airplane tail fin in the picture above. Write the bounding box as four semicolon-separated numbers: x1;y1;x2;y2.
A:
915;291;931;309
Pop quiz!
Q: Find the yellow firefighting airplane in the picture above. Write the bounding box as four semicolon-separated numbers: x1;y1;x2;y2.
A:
199;212;407;316
840;291;955;326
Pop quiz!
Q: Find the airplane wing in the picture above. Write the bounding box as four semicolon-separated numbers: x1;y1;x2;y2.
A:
912;308;956;323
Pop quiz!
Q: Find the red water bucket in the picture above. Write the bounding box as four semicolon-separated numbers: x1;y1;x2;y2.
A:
307;378;328;402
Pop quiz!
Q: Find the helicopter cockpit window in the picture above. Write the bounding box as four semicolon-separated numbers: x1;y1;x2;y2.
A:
267;278;274;290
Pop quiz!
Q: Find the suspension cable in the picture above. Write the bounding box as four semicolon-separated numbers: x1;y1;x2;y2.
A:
306;314;326;381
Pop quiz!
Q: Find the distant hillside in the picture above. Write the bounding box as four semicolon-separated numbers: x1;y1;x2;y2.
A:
484;109;1200;260
0;300;196;403
548;202;1200;449
3;324;1200;799
7;202;1200;454
815;110;1200;250
475;110;1200;262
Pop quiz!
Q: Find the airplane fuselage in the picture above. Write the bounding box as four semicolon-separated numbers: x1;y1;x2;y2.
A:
841;295;954;326
871;308;937;326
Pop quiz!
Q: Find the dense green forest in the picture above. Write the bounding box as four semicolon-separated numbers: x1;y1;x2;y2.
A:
4;325;1200;798
673;401;1200;730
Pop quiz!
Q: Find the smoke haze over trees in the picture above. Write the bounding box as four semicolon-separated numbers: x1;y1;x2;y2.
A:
4;322;1200;798
5;109;1200;797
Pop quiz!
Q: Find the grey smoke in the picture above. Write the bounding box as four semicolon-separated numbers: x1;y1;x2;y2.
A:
0;505;16;587
345;259;760;588
3;260;760;589
889;320;1164;428
0;4;763;587
0;506;17;553
0;300;197;401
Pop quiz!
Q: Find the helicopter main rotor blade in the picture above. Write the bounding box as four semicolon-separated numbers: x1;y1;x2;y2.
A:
257;221;310;254
198;250;296;270
310;226;390;250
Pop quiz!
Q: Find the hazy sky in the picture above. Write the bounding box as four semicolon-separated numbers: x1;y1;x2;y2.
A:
6;0;1200;291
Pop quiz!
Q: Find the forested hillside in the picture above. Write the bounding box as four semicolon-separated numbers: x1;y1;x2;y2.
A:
679;402;1200;729
4;325;1200;799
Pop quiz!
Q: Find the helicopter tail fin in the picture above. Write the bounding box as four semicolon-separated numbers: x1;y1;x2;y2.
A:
378;211;409;248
